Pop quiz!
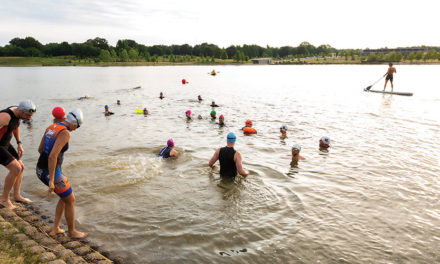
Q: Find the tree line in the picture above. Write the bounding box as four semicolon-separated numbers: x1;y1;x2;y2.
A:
0;36;439;63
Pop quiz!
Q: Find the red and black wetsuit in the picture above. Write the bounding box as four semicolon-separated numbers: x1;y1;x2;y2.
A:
0;107;20;166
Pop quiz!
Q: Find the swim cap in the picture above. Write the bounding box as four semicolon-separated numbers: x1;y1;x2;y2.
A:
320;136;330;145
219;115;224;118
292;144;301;151
246;120;252;125
227;132;236;143
105;105;109;108
186;110;191;115
210;110;216;115
280;125;288;131
167;138;174;147
52;106;65;119
66;109;84;128
18;99;36;114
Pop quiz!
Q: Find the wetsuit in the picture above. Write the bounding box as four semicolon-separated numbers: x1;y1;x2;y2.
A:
158;147;171;158
219;147;237;177
0;107;20;166
36;122;72;198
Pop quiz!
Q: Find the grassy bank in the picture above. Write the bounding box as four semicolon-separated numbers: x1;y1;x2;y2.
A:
1;56;439;67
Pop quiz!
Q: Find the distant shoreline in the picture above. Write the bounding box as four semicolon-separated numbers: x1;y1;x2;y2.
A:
1;56;439;67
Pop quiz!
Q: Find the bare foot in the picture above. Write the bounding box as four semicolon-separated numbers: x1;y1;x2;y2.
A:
13;196;33;204
49;227;65;237
0;199;18;210
69;230;88;239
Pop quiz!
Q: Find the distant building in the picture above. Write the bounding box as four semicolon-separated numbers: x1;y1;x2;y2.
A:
251;58;273;64
361;48;428;56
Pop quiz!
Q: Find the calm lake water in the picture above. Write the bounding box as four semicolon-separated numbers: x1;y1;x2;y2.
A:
1;65;439;263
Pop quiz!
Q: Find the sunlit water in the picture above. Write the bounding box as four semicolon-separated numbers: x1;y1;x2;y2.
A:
1;65;439;263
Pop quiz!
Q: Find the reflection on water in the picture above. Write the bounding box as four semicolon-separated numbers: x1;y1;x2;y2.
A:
1;65;439;263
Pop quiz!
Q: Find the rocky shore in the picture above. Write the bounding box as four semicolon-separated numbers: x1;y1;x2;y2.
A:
0;202;126;264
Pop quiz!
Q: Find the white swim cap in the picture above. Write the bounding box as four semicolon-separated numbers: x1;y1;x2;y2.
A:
280;125;288;131
292;144;301;151
320;136;330;145
18;99;36;114
66;109;84;127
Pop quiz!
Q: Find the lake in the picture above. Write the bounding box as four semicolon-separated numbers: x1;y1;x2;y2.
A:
1;65;439;263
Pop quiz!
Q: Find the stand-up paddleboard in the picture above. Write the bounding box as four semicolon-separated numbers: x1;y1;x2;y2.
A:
364;89;413;96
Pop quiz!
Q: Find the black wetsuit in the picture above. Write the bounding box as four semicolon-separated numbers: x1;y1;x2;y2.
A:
0;107;20;166
219;147;237;177
158;147;171;158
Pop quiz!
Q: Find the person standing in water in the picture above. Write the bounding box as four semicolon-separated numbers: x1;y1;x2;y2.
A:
159;92;164;99
36;109;88;238
218;115;225;127
209;132;248;177
52;106;65;123
158;139;179;158
291;144;305;166
383;62;397;92
280;125;288;139
0;100;36;209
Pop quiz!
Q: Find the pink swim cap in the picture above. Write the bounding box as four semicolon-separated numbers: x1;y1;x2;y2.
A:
186;110;191;115
52;106;65;119
167;139;174;147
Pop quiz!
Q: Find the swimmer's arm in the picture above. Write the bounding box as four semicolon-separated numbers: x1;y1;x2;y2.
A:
38;135;44;154
48;131;70;188
234;152;249;177
0;112;11;129
208;148;220;167
170;149;179;157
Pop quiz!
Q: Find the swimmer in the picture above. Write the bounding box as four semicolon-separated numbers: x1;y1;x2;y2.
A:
280;125;288;139
210;110;217;120
159;92;164;99
0;99;36;209
158;139;179;158
52;106;66;123
198;95;203;102
185;110;191;120
209;132;248;177
210;101;219;107
104;105;114;116
198;115;203;120
36;109;88;238
218;115;225;127
242;120;257;134
290;144;305;165
78;95;90;100
143;108;148;116
319;136;330;150
117;100;121;105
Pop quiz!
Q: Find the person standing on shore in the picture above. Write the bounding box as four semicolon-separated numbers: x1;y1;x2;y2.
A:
0;100;36;209
383;63;397;91
209;132;249;178
36;109;88;238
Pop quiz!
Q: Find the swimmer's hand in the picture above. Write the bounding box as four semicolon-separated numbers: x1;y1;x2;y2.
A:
48;181;55;194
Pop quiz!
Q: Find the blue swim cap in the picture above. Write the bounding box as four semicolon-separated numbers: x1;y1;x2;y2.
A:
227;132;236;143
105;105;109;108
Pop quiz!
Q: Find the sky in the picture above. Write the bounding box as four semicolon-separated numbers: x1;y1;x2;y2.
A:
0;0;439;49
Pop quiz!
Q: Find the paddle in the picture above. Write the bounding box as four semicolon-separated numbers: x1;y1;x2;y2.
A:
365;76;384;91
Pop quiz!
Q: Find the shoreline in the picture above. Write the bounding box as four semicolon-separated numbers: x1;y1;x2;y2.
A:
0;202;126;264
1;57;439;67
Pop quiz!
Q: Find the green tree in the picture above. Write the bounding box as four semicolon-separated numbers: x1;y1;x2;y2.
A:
415;51;423;60
408;52;416;61
220;50;228;60
120;49;129;62
367;52;377;62
128;48;139;61
99;50;112;62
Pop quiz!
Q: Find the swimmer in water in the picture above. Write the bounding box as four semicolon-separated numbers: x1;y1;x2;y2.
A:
280;125;288;139
78;95;90;100
218;115;225;127
210;110;216;120
185;110;192;120
210;101;219;107
117;100;120;105
143;108;148;116
52;106;66;123
104;105;114;116
209;132;248;177
158;139;179;158
198;95;203;102
290;144;305;165
159;92;164;99
319;136;330;151
198;115;203;120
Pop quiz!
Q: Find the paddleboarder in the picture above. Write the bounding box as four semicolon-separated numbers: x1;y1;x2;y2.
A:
383;63;396;92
